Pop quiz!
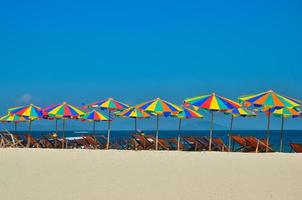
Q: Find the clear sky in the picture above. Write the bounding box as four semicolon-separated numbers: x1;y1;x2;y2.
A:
0;0;301;130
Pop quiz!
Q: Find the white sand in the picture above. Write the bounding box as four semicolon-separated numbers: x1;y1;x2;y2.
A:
0;149;301;200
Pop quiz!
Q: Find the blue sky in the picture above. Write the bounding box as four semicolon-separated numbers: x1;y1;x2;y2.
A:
0;0;302;130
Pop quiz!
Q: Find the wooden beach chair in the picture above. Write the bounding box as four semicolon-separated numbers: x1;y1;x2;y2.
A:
0;130;25;148
0;132;15;147
244;137;273;153
289;143;302;153
166;137;182;150
11;133;25;147
92;135;111;149
131;134;153;150
212;138;228;152
82;135;101;149
39;136;54;148
182;136;201;151
24;134;41;148
72;137;90;149
230;135;252;152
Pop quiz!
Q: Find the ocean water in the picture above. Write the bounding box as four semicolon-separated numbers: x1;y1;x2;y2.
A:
12;130;302;152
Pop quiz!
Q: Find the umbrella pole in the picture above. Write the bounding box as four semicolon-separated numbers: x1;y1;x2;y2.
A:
62;118;66;149
266;112;271;152
28;120;32;132
209;111;214;151
280;115;284;152
14;122;17;133
106;110;111;150
135;118;137;132
177;118;182;151
93;121;96;134
228;115;234;152
55;118;58;133
156;115;159;151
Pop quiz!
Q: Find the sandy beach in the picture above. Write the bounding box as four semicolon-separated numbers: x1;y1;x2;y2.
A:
0;149;301;200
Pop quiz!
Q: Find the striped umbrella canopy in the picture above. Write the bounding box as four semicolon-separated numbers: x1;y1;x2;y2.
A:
137;98;182;115
87;98;129;110
225;107;256;117
137;98;182;150
8;104;42;118
238;90;301;109
86;98;129;149
43;102;85;142
81;110;109;133
0;113;30;122
272;107;300;118
8;104;42;131
115;107;152;131
173;107;203;119
172;107;203;150
238;90;302;152
224;107;256;151
184;93;241;151
0;113;30;133
270;107;300;152
82;109;109;121
44;102;85;118
184;93;241;111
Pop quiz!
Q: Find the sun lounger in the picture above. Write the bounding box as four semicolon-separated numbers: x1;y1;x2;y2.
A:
24;134;41;148
212;138;228;152
0;130;25;148
289;143;302;153
182;136;201;151
92;135;110;149
230;135;251;152
244;137;273;152
166;137;182;150
230;135;273;152
82;135;101;149
131;134;154;150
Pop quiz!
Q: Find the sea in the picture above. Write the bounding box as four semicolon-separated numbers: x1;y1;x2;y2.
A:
11;130;302;152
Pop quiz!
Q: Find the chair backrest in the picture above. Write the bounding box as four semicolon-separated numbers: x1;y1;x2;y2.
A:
231;135;247;146
290;143;302;153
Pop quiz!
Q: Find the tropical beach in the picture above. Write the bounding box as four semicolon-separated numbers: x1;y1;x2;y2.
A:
1;0;302;199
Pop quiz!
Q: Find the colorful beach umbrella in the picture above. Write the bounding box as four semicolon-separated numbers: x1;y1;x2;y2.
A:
81;109;109;133
136;98;182;150
0;114;30;133
224;107;256;151
42;104;63;133
115;107;152;131
172;107;203;150
238;90;302;151
270;107;300;152
184;93;241;151
86;98;129;149
43;102;85;141
8;104;42;131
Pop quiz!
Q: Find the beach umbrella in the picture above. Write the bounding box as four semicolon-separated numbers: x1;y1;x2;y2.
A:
136;98;182;150
224;107;256;151
81;109;109;133
115;107;152;131
43;102;85;140
86;98;129;149
0;114;30;133
172;107;203;150
238;90;302;151
184;93;241;151
42;104;62;133
266;107;300;152
8;104;42;131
